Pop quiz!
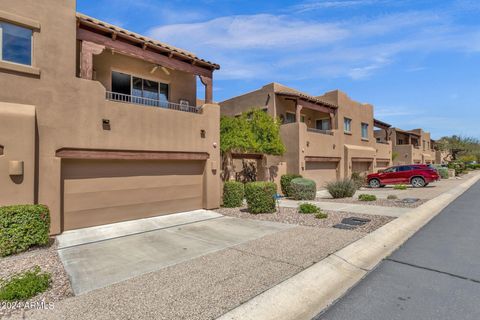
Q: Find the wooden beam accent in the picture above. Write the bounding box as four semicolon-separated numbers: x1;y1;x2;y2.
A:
300;99;334;114
111;32;117;40
0;145;3;156
305;156;341;162
77;28;213;77
56;148;210;161
375;158;390;162
232;153;263;160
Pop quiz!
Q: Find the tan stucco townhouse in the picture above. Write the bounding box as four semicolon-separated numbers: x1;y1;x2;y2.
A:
0;0;221;234
220;83;393;190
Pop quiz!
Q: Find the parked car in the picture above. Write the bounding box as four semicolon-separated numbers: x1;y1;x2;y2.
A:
367;164;439;188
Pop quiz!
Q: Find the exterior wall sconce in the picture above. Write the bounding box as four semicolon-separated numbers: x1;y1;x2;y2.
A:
201;129;206;138
306;141;310;147
102;119;111;130
9;160;24;176
213;142;217;148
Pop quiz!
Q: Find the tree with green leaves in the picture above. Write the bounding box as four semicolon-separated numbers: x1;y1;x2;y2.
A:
436;135;480;161
220;108;285;181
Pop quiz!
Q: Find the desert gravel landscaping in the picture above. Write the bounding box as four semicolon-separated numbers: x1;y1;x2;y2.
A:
215;207;394;233
320;198;428;208
17;226;361;320
0;242;73;318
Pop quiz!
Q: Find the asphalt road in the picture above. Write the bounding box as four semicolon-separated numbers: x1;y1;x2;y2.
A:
316;180;480;320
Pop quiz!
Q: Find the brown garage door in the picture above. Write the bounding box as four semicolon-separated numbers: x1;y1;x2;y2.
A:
304;161;338;188
62;159;204;231
352;161;372;176
376;161;390;169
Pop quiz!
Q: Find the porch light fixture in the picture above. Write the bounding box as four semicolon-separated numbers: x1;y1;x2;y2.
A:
201;129;206;138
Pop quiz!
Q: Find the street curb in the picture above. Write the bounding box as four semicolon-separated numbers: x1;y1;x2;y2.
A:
217;173;480;320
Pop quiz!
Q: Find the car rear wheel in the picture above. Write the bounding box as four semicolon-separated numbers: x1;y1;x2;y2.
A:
369;179;381;188
411;177;426;188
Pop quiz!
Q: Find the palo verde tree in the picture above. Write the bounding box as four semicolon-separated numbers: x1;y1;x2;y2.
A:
220;108;285;181
436;135;480;161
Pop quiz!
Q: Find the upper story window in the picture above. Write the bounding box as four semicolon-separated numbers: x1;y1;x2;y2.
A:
361;123;369;139
111;71;169;103
344;117;352;133
0;21;32;66
316;119;330;130
285;112;296;124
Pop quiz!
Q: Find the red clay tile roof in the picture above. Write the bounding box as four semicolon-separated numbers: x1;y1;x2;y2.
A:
76;13;220;70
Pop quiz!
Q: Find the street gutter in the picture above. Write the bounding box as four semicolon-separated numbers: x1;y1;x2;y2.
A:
217;173;480;320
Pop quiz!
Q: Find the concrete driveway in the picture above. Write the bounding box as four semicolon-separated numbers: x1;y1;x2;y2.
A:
56;210;293;295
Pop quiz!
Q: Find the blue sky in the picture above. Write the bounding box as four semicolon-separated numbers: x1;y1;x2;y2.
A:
77;0;480;139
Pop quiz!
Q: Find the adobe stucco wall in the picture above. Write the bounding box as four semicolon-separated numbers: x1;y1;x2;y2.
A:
220;85;393;187
0;0;220;234
0;103;36;205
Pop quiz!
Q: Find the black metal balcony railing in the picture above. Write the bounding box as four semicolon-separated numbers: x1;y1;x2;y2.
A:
106;91;200;114
376;141;390;145
307;127;334;135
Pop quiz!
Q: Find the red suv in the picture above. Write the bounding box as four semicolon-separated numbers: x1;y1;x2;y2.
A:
367;164;439;188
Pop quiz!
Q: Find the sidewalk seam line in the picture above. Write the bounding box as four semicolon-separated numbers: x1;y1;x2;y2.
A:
331;253;370;272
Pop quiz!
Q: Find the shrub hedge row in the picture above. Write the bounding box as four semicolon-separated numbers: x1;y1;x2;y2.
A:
290;178;316;200
0;205;50;257
223;181;245;208
244;182;277;214
280;174;302;197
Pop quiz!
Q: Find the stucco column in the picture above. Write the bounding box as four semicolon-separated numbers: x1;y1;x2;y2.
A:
296;103;303;123
79;41;105;80
329;112;335;130
199;75;213;103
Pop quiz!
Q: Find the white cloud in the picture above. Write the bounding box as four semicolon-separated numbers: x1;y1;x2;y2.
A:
293;0;383;12
149;14;348;50
146;9;480;81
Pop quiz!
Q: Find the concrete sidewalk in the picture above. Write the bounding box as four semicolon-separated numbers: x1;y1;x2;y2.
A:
218;170;480;320
318;180;480;320
279;199;410;217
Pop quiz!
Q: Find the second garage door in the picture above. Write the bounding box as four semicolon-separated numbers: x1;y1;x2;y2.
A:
352;161;372;176
62;159;205;231
304;161;338;189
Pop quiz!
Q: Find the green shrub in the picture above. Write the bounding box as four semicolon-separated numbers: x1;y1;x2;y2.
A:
351;172;366;189
223;181;244;208
326;179;357;199
298;203;321;214
448;161;466;176
0;205;50;257
290;178;316;200
244;182;277;214
387;194;398;200
358;194;377;201
394;184;407;190
437;167;449;179
314;212;328;219
0;267;51;301
280;174;302;196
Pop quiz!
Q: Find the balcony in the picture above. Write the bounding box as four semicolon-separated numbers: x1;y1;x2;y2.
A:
306;127;334;136
106;91;200;113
